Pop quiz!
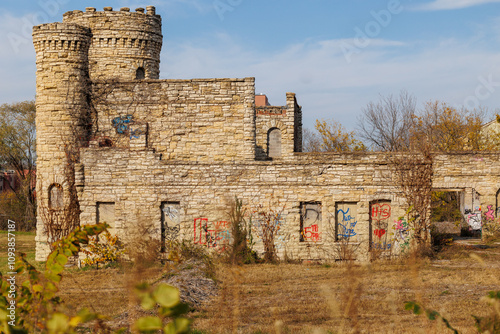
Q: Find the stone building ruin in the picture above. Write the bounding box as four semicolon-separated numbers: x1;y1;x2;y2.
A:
33;6;500;261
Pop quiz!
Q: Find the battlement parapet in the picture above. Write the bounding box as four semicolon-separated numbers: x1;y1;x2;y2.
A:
60;5;162;80
32;23;91;53
63;6;161;30
62;5;162;47
79;6;157;15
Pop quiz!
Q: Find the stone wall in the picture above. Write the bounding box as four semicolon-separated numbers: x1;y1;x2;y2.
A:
33;6;500;261
33;22;92;259
255;93;301;160
71;151;500;262
74;150;412;262
63;6;162;81
90;77;256;162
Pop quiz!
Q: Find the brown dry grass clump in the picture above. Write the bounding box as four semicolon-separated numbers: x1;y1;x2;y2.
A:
192;242;500;334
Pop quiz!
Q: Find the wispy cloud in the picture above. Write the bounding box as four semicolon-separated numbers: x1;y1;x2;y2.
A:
413;0;500;11
162;33;500;130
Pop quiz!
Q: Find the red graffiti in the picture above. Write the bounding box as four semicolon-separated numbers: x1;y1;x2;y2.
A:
214;220;230;229
303;224;320;242
374;229;386;238
194;218;209;245
371;204;391;220
194;218;232;249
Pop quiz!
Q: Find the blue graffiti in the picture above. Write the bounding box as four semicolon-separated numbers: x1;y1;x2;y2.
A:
129;128;144;139
112;115;133;134
371;241;392;250
338;208;357;238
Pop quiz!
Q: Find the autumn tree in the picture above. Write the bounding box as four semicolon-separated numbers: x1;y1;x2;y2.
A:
358;91;495;153
0;100;36;230
357;90;416;151
358;93;497;251
314;118;366;152
410;101;487;152
302;128;322;152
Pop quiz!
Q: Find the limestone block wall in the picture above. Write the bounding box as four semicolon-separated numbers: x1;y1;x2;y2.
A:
62;6;162;81
90;78;256;162
433;153;500;228
255;93;302;160
33;22;92;260
73;150;414;262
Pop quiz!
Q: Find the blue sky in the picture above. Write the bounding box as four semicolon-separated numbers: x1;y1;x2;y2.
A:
1;0;500;131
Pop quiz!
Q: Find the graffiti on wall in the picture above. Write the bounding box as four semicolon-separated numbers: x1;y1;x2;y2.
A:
370;201;392;250
112;115;133;134
485;205;495;221
193;218;232;250
336;204;357;239
112;114;144;139
161;203;181;242
467;213;482;230
464;190;482;231
300;203;321;242
394;218;410;252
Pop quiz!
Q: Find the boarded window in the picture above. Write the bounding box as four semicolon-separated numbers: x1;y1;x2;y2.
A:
49;184;63;209
267;128;282;158
136;67;145;79
370;200;392;251
161;202;181;252
97;202;115;234
300;202;321;242
335;202;358;241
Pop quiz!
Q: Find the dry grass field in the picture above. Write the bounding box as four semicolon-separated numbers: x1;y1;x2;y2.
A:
0;230;41;273
193;249;500;334
1;231;500;333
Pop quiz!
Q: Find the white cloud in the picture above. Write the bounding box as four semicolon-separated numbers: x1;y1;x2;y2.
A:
413;0;500;11
162;33;500;130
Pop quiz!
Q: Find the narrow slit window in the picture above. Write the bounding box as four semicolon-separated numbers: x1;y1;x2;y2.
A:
136;67;145;80
49;184;63;209
161;202;181;252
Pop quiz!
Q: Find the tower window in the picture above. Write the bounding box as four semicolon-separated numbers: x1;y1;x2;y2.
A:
49;184;63;209
267;128;282;158
136;67;145;80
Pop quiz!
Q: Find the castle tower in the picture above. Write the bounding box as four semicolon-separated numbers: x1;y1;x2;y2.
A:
62;6;163;80
32;23;92;260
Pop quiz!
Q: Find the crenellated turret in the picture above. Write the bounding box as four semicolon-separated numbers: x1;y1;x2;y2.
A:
62;6;163;81
33;22;92;260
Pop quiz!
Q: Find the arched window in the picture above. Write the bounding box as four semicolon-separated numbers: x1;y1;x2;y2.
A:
267;128;282;158
49;184;63;209
136;67;145;80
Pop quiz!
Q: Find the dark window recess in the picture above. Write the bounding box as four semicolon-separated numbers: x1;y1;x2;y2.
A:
136;67;145;79
49;184;63;209
300;202;321;242
267;128;282;158
161;202;181;252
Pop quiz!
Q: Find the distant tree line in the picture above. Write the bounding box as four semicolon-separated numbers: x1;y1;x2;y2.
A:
0;100;36;230
304;90;500;153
